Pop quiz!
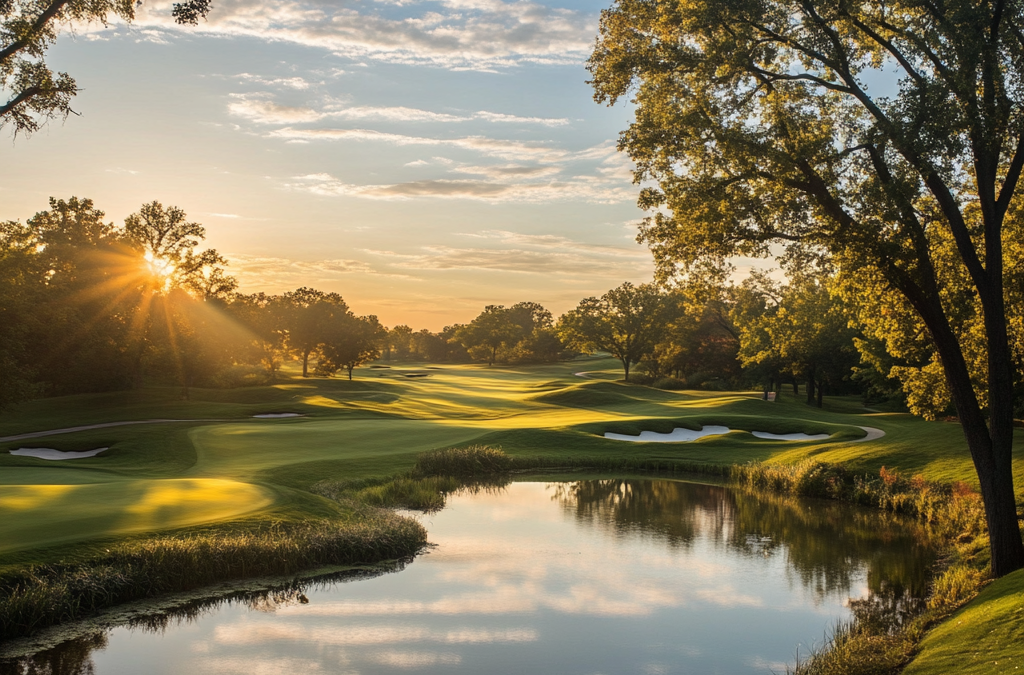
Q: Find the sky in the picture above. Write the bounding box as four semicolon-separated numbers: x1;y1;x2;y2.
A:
2;0;656;329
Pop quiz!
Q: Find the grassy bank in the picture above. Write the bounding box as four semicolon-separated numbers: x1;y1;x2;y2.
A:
0;504;426;640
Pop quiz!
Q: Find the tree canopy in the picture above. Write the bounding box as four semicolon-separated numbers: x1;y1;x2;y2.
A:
559;282;667;380
589;0;1024;574
0;0;212;136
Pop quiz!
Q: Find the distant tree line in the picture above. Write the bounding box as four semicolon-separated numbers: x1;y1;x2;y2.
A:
3;196;996;421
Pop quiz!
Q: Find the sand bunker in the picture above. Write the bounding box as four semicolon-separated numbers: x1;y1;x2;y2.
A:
10;447;108;460
751;431;831;441
605;426;834;443
252;413;303;419
605;426;733;442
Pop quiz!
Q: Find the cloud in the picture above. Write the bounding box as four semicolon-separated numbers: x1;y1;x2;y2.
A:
363;239;651;276
474;111;569;126
227;97;570;127
286;173;636;203
453;164;561;178
224;253;413;291
236;73;315;89
269;127;614;164
136;0;597;69
227;94;324;124
469;230;649;257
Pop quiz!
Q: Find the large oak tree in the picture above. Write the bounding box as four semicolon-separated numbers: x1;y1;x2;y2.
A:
589;0;1024;574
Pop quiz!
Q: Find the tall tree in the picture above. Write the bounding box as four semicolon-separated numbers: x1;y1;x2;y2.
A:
316;314;386;380
26;197;140;393
1;0;212;136
559;282;667;381
283;287;349;377
589;0;1024;573
457;305;519;366
231;292;288;379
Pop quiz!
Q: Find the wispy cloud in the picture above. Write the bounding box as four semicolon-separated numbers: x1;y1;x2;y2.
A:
236;73;316;90
269;127;612;164
136;0;596;69
287;173;635;204
227;95;569;127
225;253;413;291
363;238;650;276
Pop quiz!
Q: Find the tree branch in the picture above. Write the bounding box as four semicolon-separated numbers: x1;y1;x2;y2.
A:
0;85;41;119
0;0;73;65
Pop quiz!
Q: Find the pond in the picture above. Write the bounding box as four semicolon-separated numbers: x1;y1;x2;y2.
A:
1;478;935;675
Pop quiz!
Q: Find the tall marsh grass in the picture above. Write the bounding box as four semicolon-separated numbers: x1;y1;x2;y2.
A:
0;510;426;640
413;445;514;476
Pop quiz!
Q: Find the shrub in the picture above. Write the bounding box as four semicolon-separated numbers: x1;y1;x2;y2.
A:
413;445;513;477
652;377;687;390
927;564;984;612
210;364;272;388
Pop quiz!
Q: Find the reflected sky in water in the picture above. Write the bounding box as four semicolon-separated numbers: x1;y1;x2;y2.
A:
2;480;934;675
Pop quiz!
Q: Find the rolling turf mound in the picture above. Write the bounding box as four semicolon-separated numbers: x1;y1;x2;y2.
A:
530;381;691;408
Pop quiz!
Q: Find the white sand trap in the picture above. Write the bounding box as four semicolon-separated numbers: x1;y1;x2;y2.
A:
574;372;591;378
252;413;303;419
751;431;831;441
10;447;108;460
605;425;733;443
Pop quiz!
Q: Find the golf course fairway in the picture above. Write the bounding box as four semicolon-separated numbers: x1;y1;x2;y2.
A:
0;355;1021;671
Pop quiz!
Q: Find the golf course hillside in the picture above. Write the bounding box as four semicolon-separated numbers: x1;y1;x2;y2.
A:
2;355;1019;559
2;356;1023;673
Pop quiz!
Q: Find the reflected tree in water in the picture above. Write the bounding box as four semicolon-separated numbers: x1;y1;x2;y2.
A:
0;633;105;675
554;479;934;618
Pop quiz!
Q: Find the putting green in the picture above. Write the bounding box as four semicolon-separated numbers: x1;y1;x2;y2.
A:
0;478;274;554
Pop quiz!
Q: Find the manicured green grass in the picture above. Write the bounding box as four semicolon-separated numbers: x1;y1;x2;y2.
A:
1;355;1022;665
2;356;1021;559
903;569;1024;674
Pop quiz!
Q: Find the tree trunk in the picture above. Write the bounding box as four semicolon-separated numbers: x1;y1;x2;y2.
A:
805;369;815;405
302;349;311;378
347;365;353;381
908;282;1024;577
816;381;824;408
622;359;630;381
792;380;799;395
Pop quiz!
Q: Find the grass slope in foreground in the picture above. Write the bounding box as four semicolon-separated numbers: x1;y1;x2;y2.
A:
903;568;1024;674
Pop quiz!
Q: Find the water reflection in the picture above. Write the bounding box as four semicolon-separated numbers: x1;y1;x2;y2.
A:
556;479;933;611
1;479;934;675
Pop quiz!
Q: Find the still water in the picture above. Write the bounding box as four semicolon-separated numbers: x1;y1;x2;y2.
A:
3;479;934;675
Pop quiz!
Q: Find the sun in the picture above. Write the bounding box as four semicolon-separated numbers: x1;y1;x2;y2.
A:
143;251;175;286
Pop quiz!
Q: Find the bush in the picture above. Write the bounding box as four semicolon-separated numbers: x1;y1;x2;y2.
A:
652;377;687;390
357;476;463;512
927;564;985;612
413;445;513;477
210;364;272;388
